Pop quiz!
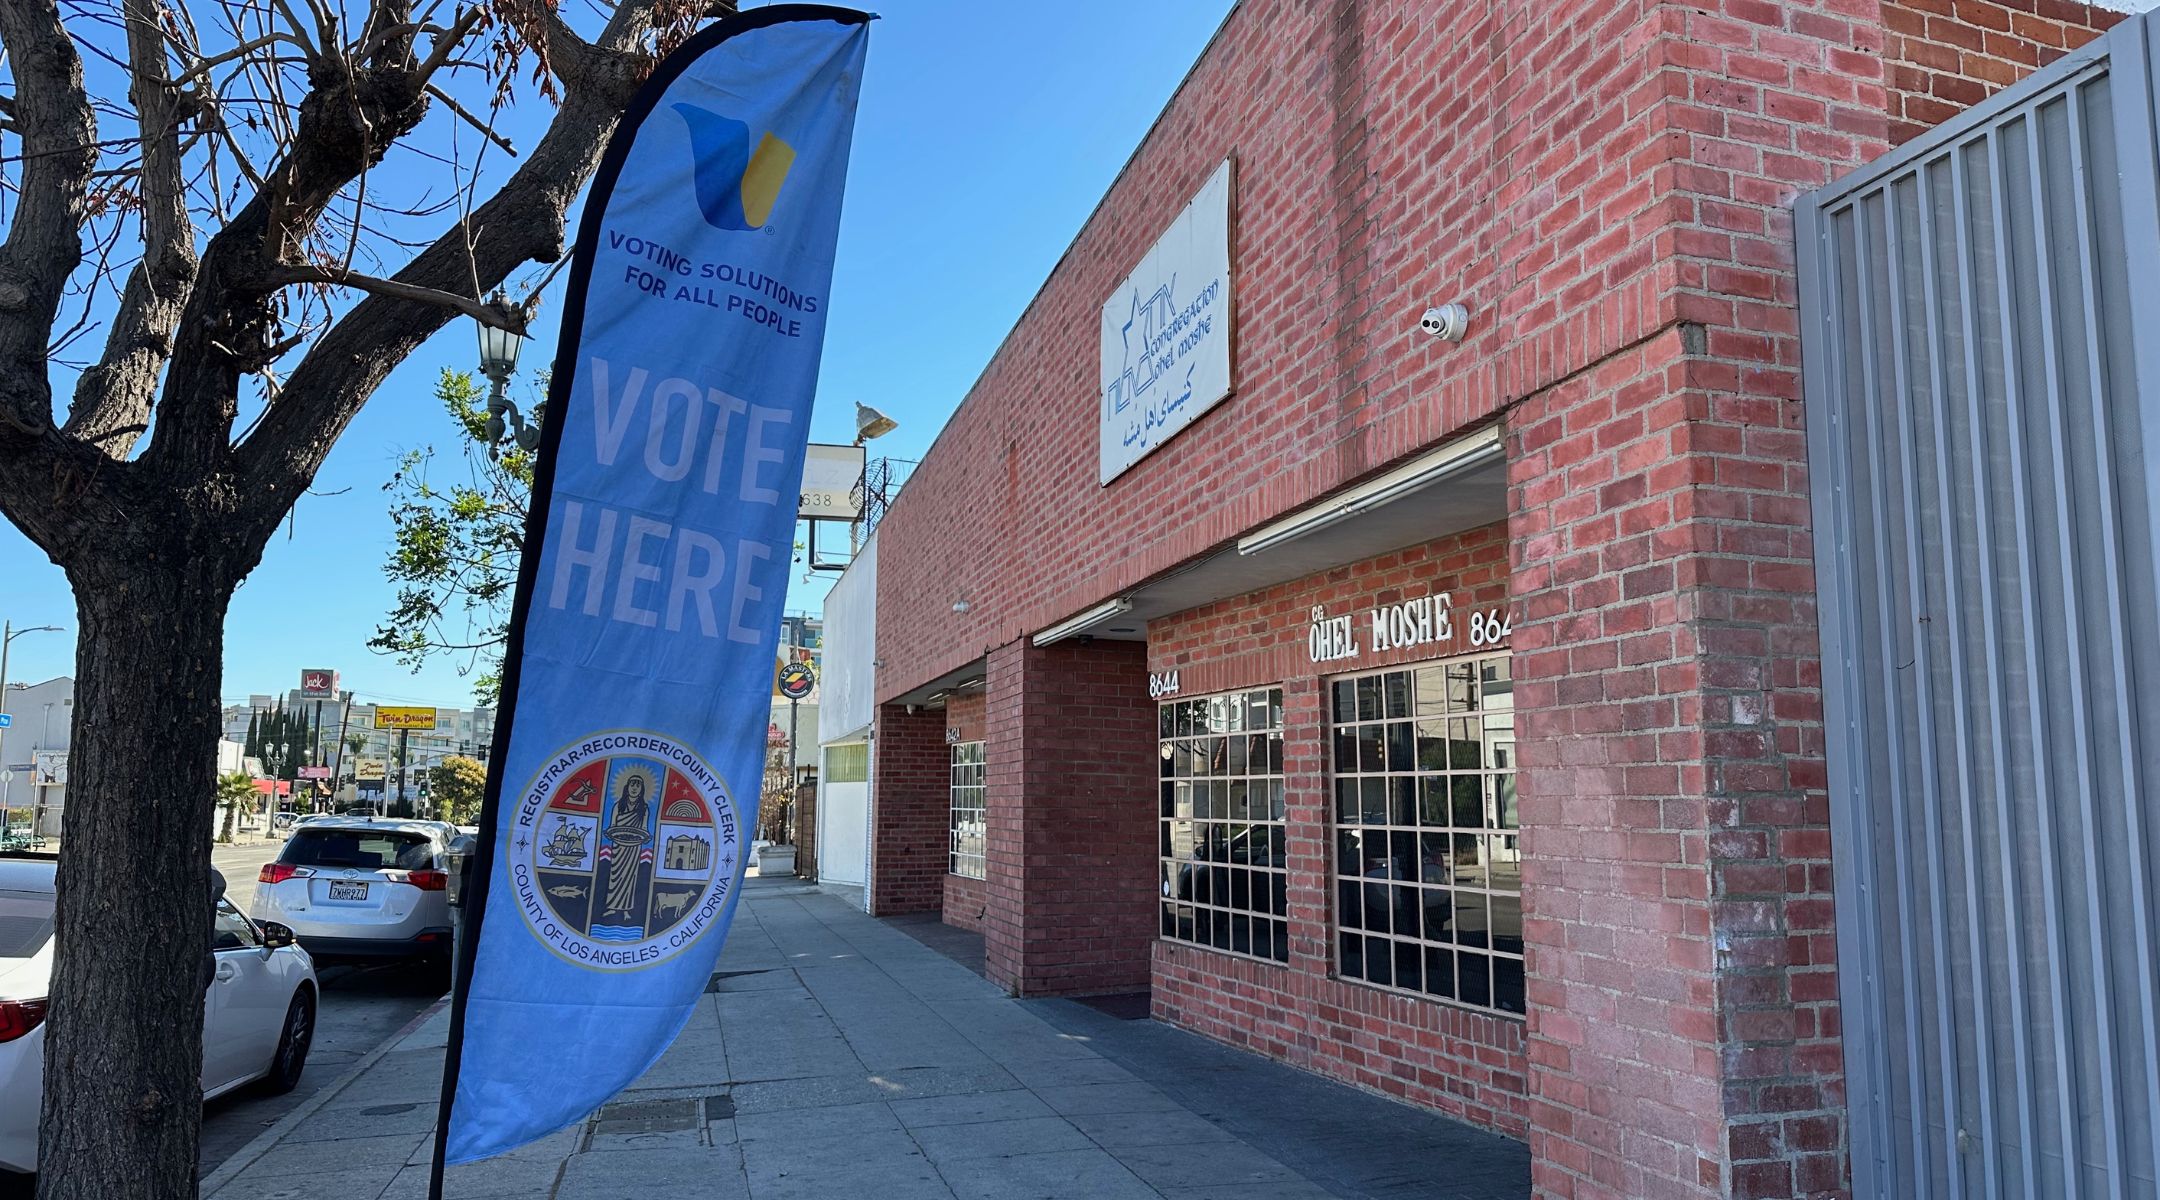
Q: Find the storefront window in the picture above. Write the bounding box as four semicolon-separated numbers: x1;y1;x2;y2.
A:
1158;687;1288;963
824;742;869;784
949;741;986;880
1330;654;1522;1014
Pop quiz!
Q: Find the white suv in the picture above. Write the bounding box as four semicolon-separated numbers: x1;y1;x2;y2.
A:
252;819;457;963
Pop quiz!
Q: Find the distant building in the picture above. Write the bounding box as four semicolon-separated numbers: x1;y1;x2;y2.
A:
218;692;498;806
0;677;72;837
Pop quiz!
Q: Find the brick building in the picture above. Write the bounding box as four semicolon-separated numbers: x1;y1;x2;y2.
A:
852;1;2128;1197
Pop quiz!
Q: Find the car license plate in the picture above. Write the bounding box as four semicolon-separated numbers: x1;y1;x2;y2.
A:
328;881;369;901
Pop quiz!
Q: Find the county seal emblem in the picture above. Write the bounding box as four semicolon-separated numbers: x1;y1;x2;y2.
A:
509;731;739;971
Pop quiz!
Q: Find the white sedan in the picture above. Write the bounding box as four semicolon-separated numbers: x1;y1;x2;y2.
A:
0;856;319;1176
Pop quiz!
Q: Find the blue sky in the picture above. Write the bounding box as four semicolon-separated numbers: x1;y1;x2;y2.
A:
0;1;1236;708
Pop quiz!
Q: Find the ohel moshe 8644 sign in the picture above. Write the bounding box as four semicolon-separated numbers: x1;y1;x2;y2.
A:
1308;591;1511;665
510;730;739;972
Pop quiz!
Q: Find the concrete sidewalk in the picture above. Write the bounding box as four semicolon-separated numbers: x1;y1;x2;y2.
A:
207;876;1528;1200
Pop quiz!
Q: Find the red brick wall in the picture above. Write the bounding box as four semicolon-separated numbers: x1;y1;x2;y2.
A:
868;704;948;916
1147;525;1513;691
1147;523;1527;1134
943;872;987;933
946;694;986;744
859;0;2124;1194
942;694;989;931
876;0;1775;699
1883;0;2124;143
980;639;1158;996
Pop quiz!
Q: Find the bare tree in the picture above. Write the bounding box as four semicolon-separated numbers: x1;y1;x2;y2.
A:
0;1;725;1196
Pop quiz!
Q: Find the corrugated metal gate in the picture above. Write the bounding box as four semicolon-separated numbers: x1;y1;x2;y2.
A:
1796;12;2160;1199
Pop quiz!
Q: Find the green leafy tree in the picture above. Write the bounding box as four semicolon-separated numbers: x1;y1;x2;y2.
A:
372;370;539;706
213;772;256;846
430;755;489;824
243;711;261;762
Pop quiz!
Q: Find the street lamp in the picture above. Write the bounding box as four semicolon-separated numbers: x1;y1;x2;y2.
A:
853;402;898;444
476;294;535;457
0;621;62;837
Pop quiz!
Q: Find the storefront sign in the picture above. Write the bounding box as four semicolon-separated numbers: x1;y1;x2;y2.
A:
1099;159;1234;484
776;661;817;700
1308;594;1510;665
1309;607;1359;663
1370;592;1455;654
1147;670;1181;699
372;706;438;731
299;668;339;700
799;443;865;521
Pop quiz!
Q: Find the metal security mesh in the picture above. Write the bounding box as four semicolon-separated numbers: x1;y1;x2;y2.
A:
1798;16;2160;1199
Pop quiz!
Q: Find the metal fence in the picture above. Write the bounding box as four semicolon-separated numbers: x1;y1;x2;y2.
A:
1796;12;2160;1198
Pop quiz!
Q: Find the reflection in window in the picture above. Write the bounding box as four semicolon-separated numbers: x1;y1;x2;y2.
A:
1331;654;1522;1015
948;741;986;880
213;899;259;951
1158;687;1288;963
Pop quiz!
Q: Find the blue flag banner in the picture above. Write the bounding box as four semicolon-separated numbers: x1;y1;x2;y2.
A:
439;6;869;1165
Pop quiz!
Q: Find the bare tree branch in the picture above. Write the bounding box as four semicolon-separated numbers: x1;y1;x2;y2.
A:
270;261;522;329
412;6;487;87
150;32;308;86
0;0;97;435
236;38;655;528
424;82;515;156
64;0;202;457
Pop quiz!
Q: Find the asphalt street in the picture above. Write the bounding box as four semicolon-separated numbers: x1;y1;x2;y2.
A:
0;835;447;1196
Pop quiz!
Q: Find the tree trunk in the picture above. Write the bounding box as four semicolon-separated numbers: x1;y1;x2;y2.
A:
37;552;230;1200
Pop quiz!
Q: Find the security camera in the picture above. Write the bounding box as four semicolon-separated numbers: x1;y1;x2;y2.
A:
1418;303;1469;342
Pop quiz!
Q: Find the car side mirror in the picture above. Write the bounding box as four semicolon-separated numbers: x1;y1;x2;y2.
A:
258;920;297;950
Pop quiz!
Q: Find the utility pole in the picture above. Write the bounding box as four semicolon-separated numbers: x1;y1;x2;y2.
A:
328;691;354;813
396;727;411;818
786;695;800;844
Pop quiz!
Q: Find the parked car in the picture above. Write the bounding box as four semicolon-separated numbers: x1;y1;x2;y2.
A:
0;856;318;1176
252;819;456;963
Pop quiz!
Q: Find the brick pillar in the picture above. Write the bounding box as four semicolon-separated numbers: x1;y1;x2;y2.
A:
1510;320;1836;1200
868;702;947;916
981;638;1157;996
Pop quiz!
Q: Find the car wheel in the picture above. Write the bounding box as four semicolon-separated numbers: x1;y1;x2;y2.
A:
264;988;316;1094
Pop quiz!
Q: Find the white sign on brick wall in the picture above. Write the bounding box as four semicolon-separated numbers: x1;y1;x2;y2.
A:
1099;159;1235;484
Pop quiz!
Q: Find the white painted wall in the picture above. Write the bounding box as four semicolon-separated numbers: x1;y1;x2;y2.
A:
817;764;869;892
818;532;876;745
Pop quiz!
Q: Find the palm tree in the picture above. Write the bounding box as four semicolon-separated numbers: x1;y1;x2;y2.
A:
214;772;257;845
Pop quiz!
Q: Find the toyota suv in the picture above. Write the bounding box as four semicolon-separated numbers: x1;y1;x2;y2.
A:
252;819;456;963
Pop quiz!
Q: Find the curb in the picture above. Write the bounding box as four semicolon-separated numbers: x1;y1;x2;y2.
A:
198;992;451;1197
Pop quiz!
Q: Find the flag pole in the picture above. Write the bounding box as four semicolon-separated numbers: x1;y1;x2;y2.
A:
423;8;870;1195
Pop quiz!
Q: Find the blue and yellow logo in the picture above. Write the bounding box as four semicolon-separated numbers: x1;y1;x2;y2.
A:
674;103;796;231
